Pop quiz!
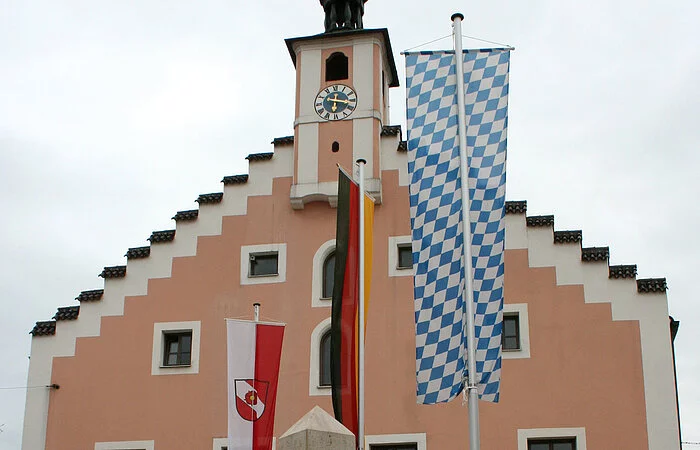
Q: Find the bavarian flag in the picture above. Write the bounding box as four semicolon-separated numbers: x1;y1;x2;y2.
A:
330;166;373;439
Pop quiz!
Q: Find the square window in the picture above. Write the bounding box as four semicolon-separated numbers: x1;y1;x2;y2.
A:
397;244;413;269
162;331;192;367
502;314;521;351
527;438;576;450
249;252;278;277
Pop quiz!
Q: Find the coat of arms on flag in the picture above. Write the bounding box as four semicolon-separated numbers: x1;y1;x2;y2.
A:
234;379;269;422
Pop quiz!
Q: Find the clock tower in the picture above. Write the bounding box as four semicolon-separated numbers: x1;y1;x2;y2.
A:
285;28;399;208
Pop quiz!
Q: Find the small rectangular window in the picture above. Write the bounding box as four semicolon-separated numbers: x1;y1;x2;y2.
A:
397;244;413;269
249;252;279;277
502;314;520;351
162;331;192;367
527;438;576;450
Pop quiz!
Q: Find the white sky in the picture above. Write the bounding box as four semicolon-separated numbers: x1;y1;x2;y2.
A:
1;0;698;447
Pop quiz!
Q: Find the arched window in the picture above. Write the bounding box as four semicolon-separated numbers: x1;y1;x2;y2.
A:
322;251;335;299
326;52;349;81
319;330;332;387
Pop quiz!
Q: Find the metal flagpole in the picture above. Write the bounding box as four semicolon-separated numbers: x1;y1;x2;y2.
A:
451;12;481;450
357;158;366;450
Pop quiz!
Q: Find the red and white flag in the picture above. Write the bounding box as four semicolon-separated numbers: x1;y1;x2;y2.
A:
227;319;285;450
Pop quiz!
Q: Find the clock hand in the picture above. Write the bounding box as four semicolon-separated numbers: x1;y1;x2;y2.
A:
328;97;350;104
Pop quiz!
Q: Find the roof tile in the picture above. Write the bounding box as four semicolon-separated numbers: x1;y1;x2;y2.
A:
505;201;527;214
30;321;56;336
554;230;582;244
637;278;668;293
222;174;249;185
381;125;402;137
271;136;294;146
526;215;554;227
246;152;273;162
172;209;198;221
99;265;126;278
125;246;150;259
149;230;175;243
196;193;223;204
581;247;609;262
609;264;637;279
397;141;407;152
53;306;80;321
76;289;104;302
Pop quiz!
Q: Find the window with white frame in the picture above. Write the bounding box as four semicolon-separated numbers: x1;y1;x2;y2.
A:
240;243;287;285
388;236;414;277
311;239;335;307
517;428;586;450
151;321;201;376
95;441;154;450
501;303;530;360
309;318;332;396
365;433;426;450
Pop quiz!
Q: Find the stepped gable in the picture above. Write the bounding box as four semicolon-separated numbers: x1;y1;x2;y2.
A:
173;209;198;221
196;192;223;204
246;152;273;162
505;200;526;214
397;141;407;152
76;289;104;302
30;321;56;336
222;174;249;185
381;125;402;137
526;215;554;227
582;246;609;262
610;264;637;279
53;306;80;321
99;265;126;278
554;230;582;244
271;136;294;146
149;230;176;243
638;278;668;293
125;246;150;260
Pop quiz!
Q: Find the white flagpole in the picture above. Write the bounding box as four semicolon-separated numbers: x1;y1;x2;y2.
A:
357;158;366;450
451;12;481;450
253;302;260;322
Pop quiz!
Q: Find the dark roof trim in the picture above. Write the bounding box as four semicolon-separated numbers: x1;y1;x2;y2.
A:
30;321;56;336
397;141;407;152
526;215;554;227
196;193;224;204
126;246;150;259
285;28;399;87
554;230;582;244
76;289;104;302
246;152;274;162
381;125;402;137
505;201;527;214
149;230;175;243
609;264;637;279
271;136;294;146
222;174;249;185
99;265;126;278
637;278;667;293
581;247;609;262
53;306;80;321
173;210;199;221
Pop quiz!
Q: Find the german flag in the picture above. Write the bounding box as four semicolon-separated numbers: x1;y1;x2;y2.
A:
330;167;373;439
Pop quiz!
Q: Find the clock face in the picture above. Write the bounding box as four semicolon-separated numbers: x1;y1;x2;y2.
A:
314;84;357;121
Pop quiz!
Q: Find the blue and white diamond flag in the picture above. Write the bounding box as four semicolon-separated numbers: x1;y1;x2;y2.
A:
405;49;509;404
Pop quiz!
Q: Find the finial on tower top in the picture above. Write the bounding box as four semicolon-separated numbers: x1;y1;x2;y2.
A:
320;0;368;33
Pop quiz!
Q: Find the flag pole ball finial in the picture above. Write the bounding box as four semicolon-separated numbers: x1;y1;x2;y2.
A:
451;13;464;22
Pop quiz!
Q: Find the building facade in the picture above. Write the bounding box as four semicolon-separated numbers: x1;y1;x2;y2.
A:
23;27;681;450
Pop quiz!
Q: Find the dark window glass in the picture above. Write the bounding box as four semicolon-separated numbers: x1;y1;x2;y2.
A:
326;52;349;81
369;445;418;450
397;244;413;269
163;331;193;367
527;439;576;450
250;253;278;277
319;330;332;386
502;314;520;351
323;252;336;298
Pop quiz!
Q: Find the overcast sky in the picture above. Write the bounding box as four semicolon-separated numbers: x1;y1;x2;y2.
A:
1;0;698;448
